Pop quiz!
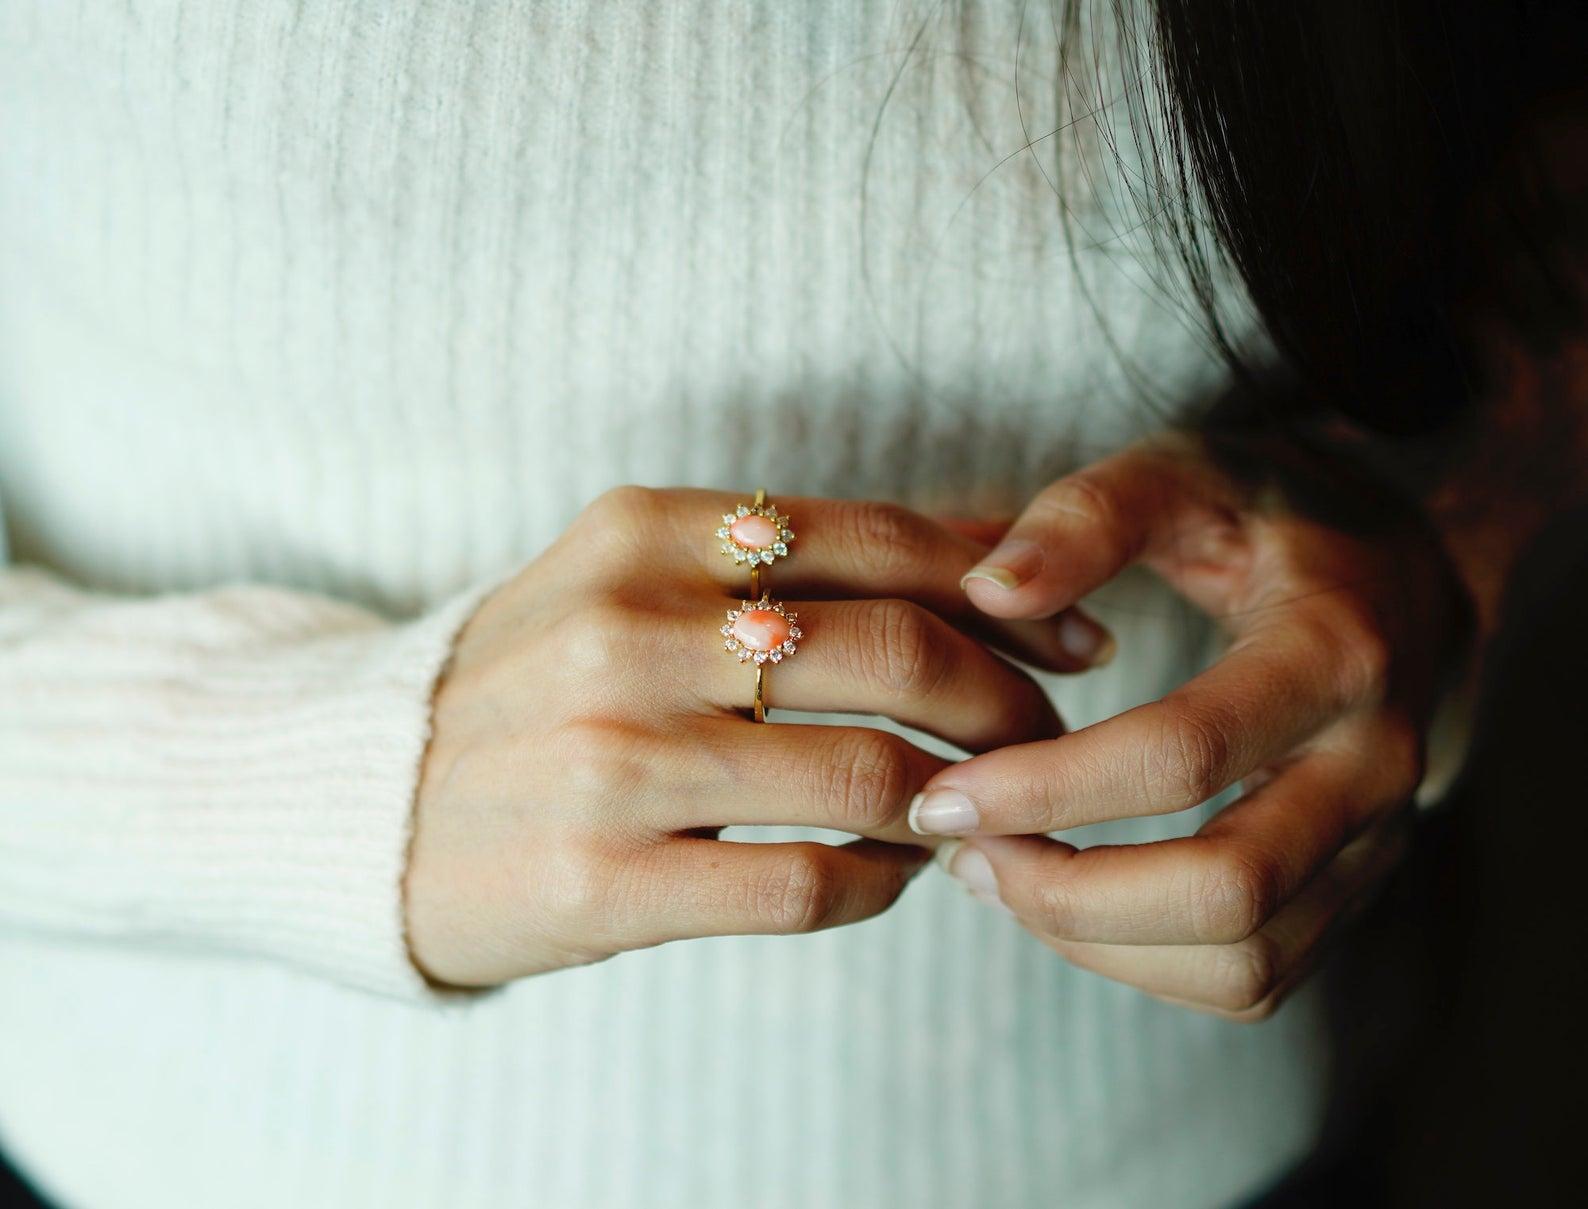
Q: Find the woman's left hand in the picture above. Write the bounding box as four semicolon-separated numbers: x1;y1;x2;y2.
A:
911;434;1472;1020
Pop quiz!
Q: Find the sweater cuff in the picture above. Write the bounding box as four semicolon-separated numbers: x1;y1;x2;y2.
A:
0;573;501;1004
188;580;503;1002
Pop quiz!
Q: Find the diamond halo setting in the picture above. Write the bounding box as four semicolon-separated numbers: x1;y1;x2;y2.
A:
716;499;795;569
720;596;802;665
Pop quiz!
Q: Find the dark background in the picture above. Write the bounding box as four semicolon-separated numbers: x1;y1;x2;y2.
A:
1259;502;1588;1207
4;510;1584;1207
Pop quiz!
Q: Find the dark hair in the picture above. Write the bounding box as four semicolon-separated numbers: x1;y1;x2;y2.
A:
1089;0;1587;445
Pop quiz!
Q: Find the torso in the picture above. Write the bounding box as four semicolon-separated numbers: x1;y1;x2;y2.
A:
0;4;1328;1206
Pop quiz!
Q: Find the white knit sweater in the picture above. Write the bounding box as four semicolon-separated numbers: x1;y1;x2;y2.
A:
0;4;1336;1207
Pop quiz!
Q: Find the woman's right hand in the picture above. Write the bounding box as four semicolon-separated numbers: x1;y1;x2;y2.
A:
403;486;1115;987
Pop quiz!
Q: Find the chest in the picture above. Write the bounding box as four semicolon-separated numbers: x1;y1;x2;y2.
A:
0;2;1223;608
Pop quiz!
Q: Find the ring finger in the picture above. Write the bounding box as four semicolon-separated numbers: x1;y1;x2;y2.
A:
699;596;1067;753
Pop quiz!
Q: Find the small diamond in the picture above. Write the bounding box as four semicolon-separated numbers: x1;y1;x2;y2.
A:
720;624;733;636
789;627;803;639
782;640;796;654
781;529;794;540
769;649;783;663
754;650;770;664
738;648;753;662
760;550;774;563
716;527;730;539
736;504;749;516
722;514;735;525
733;549;747;563
726;610;739;620
772;542;787;556
725;639;740;652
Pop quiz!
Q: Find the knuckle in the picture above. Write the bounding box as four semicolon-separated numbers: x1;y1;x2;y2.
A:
1193;846;1281;943
1309;605;1392;704
1147;703;1231;808
557;599;641;677
755;848;845;934
1211;934;1283;1013
1350;626;1394;697
1028;876;1087;938
1037;472;1125;535
817;731;913;831
552;715;613;771
585;483;656;523
843;502;923;577
553;716;652;811
860;600;948;698
544;838;628;929
575;486;660;558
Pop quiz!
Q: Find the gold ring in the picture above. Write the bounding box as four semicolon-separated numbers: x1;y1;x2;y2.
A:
715;487;794;600
720;595;802;723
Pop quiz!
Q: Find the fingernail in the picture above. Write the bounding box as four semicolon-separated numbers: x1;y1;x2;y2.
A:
959;538;1045;591
908;789;980;836
1058;612;1117;666
933;840;1009;911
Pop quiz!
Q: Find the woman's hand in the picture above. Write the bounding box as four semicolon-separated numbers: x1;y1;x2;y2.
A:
914;435;1472;1019
403;486;1113;988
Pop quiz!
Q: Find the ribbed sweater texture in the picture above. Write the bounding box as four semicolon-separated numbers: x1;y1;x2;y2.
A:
0;4;1331;1207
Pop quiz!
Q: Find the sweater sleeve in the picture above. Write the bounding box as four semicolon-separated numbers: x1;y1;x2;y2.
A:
0;562;497;1003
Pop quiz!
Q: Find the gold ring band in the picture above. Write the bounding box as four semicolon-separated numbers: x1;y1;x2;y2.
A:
720;595;801;722
751;487;765;598
714;489;796;721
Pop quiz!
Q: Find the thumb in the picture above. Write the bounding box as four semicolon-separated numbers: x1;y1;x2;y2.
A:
958;442;1209;637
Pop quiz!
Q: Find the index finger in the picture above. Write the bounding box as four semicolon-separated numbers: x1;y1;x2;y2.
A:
958;436;1238;622
906;602;1366;836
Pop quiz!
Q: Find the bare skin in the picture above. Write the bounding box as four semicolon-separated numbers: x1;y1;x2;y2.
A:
403;487;1114;988
906;434;1465;1018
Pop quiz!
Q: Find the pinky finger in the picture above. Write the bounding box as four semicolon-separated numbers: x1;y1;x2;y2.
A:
636;837;931;943
1042;816;1413;1020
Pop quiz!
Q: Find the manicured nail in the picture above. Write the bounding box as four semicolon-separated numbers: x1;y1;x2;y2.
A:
908;788;980;836
959;538;1045;592
1058;612;1117;666
933;840;1009;911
